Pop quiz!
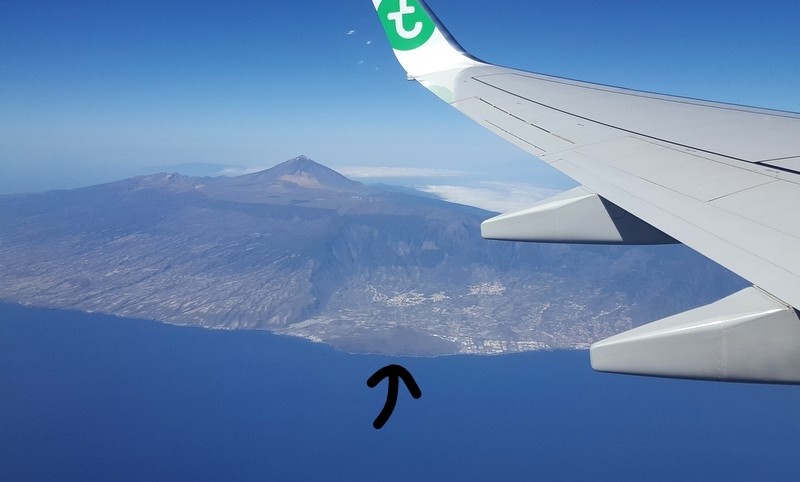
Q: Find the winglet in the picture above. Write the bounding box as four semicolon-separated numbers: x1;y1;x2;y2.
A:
372;0;485;79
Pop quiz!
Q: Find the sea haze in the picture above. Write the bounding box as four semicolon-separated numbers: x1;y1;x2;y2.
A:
2;303;799;481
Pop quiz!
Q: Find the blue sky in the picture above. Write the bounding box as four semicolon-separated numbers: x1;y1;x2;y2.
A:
2;0;799;195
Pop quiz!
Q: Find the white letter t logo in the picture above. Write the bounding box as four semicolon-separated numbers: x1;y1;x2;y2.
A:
387;0;423;40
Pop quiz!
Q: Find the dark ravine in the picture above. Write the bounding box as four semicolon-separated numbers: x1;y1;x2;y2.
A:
0;156;747;354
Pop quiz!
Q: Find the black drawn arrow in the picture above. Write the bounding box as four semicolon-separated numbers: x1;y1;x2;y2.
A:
366;364;422;429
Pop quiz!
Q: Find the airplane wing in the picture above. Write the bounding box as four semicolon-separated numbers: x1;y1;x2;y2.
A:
371;0;800;383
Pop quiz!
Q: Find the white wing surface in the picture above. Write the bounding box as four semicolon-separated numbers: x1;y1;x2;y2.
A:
372;0;800;383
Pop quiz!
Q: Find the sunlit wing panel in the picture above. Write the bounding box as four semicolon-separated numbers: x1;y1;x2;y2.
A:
446;66;800;310
372;0;800;383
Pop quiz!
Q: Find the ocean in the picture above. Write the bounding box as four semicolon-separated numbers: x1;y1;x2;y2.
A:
2;302;799;481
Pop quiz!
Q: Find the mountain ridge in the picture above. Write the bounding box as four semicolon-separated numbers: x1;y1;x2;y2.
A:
230;155;367;192
0;156;747;355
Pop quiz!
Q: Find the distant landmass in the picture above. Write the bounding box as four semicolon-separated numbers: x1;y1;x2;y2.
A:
0;156;746;355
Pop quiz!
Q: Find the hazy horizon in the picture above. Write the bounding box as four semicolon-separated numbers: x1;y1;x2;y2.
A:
3;0;798;197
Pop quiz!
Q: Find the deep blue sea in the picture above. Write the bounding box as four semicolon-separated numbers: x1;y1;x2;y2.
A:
2;303;800;481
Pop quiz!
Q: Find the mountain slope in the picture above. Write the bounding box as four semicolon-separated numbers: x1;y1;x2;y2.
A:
0;157;747;355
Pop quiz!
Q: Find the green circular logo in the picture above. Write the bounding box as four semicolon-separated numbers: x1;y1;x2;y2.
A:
378;0;436;51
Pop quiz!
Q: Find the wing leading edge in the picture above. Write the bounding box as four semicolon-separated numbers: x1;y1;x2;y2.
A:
372;0;800;383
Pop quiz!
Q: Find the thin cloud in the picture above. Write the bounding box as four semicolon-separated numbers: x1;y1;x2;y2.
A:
346;30;356;35
419;183;562;213
338;166;466;178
